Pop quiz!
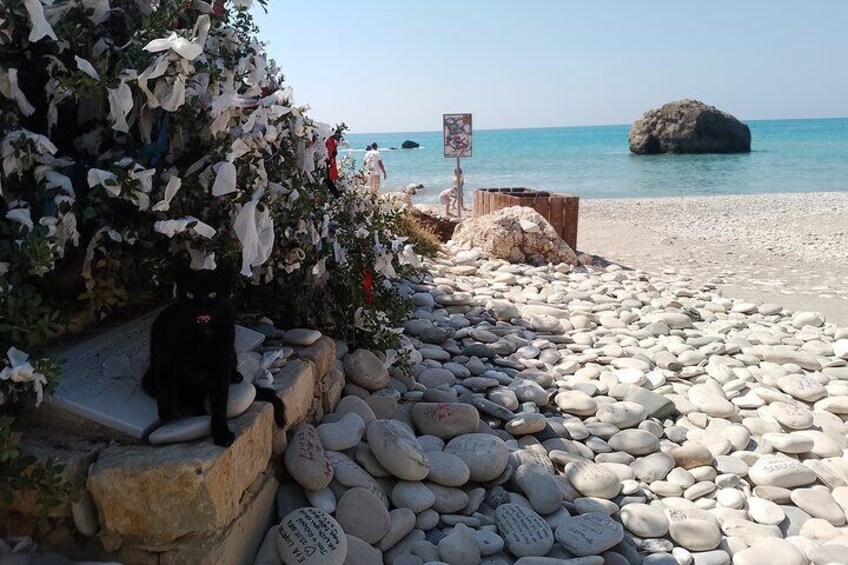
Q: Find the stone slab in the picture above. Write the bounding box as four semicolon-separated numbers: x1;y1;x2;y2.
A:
48;309;265;439
87;403;273;545
157;470;279;565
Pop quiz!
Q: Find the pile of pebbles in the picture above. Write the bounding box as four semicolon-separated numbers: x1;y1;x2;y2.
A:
259;246;848;565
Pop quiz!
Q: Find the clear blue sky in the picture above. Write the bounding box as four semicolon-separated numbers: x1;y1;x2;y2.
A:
253;1;848;134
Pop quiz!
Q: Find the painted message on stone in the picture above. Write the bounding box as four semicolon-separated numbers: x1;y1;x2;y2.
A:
276;507;347;565
494;503;554;557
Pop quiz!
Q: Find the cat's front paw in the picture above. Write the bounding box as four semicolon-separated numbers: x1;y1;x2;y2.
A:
212;428;235;447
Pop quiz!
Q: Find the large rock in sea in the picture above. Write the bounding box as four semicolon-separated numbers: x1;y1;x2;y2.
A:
452;206;577;266
629;99;751;154
401;140;420;149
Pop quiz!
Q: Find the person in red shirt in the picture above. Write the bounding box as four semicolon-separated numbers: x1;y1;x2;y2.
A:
324;128;342;196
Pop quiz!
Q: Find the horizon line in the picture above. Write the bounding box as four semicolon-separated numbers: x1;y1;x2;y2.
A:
348;115;848;137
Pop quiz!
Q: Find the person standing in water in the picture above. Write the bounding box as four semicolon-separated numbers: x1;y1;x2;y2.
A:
364;143;387;193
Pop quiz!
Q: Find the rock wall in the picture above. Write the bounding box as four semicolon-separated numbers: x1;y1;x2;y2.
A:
2;337;342;565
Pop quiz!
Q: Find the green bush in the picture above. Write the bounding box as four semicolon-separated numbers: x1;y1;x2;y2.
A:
0;0;420;507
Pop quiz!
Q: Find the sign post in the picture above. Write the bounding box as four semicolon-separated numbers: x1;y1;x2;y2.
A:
443;113;472;219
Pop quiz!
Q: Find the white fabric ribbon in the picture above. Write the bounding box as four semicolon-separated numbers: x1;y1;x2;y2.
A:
6;208;33;230
160;75;186;112
152;176;181;212
211;161;237;196
107;82;133;132
75;56;100;80
23;0;58;42
87;168;120;196
0;69;36;116
144;32;203;61
0;347;47;405
154;216;216;239
233;191;274;276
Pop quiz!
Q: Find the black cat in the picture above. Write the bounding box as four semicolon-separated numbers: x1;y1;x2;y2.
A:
142;259;285;447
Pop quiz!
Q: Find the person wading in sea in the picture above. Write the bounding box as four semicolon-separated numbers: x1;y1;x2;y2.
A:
364;142;387;193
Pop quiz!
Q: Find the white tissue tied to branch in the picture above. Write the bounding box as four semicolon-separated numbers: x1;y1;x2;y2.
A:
0;0;421;408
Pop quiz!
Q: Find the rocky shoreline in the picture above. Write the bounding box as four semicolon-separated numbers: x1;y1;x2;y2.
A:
270;241;848;565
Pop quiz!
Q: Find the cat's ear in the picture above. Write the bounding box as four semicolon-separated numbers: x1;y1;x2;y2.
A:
172;258;192;287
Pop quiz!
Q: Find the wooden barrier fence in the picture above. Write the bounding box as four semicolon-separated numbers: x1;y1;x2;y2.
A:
472;188;579;251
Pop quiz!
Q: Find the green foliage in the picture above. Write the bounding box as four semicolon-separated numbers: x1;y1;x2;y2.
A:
0;417;69;513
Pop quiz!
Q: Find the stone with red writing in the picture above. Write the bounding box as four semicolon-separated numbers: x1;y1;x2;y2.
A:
410;402;480;440
495;502;554;557
275;507;347;565
554;512;624;556
284;424;334;491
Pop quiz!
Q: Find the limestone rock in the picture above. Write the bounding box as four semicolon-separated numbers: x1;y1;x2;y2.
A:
629;99;751;155
452;206;577;266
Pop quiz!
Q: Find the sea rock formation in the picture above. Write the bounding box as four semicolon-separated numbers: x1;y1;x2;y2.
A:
452;206;577;265
401;140;420;149
629;99;751;154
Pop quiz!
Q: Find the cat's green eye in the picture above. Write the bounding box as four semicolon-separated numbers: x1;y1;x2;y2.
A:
208;292;217;299
186;292;194;299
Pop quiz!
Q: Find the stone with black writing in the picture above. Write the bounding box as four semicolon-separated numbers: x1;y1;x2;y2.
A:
276;507;347;565
343;349;389;391
410;402;480;440
620;503;669;538
444;433;509;482
664;507;721;551
565;460;621;499
285;424;334;491
366;419;429;481
748;454;816;488
554;512;624;556
769;402;814;430
596;401;647;429
495;503;554;557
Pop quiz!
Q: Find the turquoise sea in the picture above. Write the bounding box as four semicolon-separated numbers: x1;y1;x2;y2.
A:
345;118;848;204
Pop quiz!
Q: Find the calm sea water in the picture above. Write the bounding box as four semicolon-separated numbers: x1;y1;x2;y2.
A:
345;118;848;204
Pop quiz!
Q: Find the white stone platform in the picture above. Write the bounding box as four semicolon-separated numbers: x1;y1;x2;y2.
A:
47;309;265;439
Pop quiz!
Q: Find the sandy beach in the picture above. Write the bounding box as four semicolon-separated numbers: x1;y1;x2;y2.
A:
579;191;848;325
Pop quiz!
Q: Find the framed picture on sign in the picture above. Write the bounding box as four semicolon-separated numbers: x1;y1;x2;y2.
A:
443;113;473;158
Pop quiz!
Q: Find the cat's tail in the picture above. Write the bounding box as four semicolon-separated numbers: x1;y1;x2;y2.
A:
254;386;286;428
